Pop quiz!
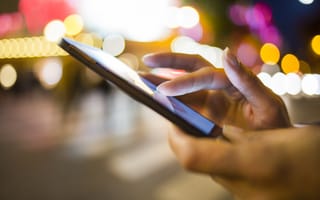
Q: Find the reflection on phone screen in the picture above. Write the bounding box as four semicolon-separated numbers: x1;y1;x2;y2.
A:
140;78;214;135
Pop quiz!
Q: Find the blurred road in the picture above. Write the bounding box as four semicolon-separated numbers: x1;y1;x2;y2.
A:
0;88;232;200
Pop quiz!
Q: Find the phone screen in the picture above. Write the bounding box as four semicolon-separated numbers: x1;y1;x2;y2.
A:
59;38;217;137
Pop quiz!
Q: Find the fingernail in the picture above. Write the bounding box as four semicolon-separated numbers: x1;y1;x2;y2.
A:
223;47;239;70
151;68;187;80
156;82;170;95
142;53;154;65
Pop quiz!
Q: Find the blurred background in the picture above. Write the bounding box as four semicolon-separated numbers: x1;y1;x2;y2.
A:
0;0;320;199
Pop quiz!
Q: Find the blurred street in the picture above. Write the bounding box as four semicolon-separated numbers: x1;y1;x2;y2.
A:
0;88;232;200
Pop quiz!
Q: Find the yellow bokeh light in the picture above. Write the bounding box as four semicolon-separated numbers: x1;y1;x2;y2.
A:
0;37;68;59
311;35;320;55
260;43;280;65
0;64;17;89
75;33;94;46
64;14;84;36
281;54;300;74
299;60;311;74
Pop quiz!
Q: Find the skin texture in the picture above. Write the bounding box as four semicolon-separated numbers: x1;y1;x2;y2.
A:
143;48;291;130
143;49;320;200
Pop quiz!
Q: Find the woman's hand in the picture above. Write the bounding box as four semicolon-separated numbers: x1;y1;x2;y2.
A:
168;125;320;200
142;47;319;200
143;48;291;131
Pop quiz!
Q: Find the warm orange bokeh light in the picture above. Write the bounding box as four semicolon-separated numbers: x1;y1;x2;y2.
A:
311;35;320;55
260;43;280;65
281;54;300;74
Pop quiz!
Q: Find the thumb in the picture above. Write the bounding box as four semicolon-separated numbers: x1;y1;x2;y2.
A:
222;48;274;107
168;125;244;177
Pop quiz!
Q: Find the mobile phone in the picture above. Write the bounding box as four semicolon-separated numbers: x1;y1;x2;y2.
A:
59;37;218;137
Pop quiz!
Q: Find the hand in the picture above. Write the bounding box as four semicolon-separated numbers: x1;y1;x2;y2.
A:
168;125;320;200
143;48;291;131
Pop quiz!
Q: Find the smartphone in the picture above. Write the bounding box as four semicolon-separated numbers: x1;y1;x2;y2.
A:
59;37;218;137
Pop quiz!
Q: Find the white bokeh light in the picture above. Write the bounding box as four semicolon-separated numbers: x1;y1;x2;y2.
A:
75;0;175;42
165;6;180;28
271;72;287;95
171;36;199;54
36;58;63;89
102;34;125;56
178;6;200;28
44;20;66;42
299;0;314;5
285;73;301;95
198;45;224;68
301;74;319;95
171;36;224;68
315;74;320;95
261;63;281;76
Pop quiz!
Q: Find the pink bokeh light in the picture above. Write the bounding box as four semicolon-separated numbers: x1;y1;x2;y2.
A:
0;12;24;37
19;0;75;34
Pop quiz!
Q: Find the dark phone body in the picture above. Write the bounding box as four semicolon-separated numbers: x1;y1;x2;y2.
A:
59;37;218;137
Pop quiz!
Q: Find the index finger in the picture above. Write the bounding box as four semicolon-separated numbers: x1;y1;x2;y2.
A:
143;52;213;72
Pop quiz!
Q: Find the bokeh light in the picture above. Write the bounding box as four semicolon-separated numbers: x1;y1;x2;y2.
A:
171;36;199;54
44;20;66;42
301;74;319;95
102;34;126;56
0;37;68;59
311;35;320;55
198;45;224;68
285;73;301;95
281;54;300;74
260;43;280;65
35;58;63;89
237;42;258;67
165;6;181;28
229;3;282;47
245;6;267;30
178;23;203;42
315;74;320;95
19;0;75;34
171;36;224;68
76;0;174;42
299;60;311;74
271;72;287;95
0;64;17;89
64;14;84;36
261;63;281;75
259;25;282;47
178;6;200;28
0;12;24;37
229;4;248;26
75;33;95;46
299;0;314;5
